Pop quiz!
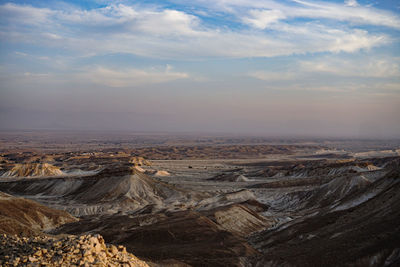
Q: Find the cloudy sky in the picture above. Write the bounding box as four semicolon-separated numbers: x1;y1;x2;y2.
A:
0;0;399;137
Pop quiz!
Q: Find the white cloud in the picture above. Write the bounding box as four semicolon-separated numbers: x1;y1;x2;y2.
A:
204;0;400;29
42;33;62;40
23;72;50;77
291;1;400;28
327;29;387;53
1;65;189;88
81;66;189;87
345;0;359;7
242;9;285;29
0;3;52;25
133;9;203;37
379;83;400;91
247;56;400;94
248;71;296;81
299;57;400;78
14;51;27;56
0;2;396;59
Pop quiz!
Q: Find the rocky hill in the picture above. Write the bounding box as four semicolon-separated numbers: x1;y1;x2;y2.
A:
0;164;199;216
0;192;77;236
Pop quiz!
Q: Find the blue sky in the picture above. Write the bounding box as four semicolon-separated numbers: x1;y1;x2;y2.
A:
0;0;399;137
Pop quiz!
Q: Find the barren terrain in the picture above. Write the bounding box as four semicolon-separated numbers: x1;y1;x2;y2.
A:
0;132;399;266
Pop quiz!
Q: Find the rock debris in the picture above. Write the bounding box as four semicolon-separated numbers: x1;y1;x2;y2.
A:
0;233;149;267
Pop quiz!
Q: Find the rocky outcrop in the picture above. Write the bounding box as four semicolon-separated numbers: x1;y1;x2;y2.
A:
0;234;149;267
130;157;151;172
2;163;64;178
130;157;151;167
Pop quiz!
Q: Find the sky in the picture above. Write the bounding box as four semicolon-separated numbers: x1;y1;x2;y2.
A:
0;0;399;138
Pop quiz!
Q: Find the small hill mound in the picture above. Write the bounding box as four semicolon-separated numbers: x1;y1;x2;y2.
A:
2;163;64;178
205;204;274;237
208;172;252;182
196;189;259;211
154;170;171;177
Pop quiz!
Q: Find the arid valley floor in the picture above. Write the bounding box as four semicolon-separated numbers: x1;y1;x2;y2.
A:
0;132;399;266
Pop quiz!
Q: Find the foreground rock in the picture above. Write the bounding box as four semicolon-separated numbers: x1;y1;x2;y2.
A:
0;233;149;267
52;191;271;266
53;209;261;267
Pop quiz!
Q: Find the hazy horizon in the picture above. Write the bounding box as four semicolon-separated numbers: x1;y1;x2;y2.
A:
1;128;400;140
1;0;399;138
